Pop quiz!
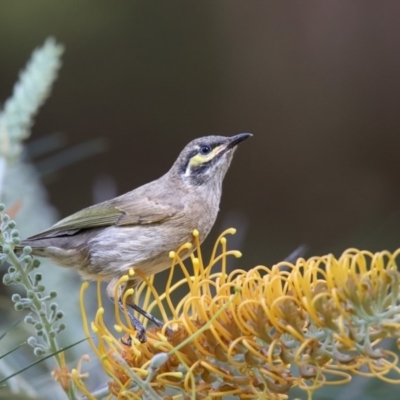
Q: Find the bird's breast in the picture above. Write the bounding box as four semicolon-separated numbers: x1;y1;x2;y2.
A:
87;187;221;279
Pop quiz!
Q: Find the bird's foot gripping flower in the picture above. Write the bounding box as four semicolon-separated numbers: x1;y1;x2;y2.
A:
74;230;400;399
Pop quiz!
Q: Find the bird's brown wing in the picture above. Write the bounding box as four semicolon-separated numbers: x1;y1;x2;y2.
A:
27;193;181;240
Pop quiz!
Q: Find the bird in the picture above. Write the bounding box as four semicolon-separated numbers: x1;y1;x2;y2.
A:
21;133;252;341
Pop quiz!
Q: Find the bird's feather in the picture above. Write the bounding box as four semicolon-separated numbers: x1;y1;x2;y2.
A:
27;190;181;240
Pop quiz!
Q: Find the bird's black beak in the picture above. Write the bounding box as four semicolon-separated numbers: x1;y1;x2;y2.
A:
227;133;253;149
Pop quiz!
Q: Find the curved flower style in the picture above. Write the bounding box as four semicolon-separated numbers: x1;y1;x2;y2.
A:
74;229;400;399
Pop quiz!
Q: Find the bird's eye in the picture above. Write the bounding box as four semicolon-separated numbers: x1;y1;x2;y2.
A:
199;145;211;155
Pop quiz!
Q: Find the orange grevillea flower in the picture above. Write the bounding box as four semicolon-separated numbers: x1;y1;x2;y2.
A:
74;229;400;399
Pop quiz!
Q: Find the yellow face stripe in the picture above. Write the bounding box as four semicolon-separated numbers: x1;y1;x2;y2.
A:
188;145;222;168
184;145;223;176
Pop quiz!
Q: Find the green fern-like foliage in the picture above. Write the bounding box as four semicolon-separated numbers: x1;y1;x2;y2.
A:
0;38;63;161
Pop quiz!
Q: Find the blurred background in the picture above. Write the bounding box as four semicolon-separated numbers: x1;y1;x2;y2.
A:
1;1;400;399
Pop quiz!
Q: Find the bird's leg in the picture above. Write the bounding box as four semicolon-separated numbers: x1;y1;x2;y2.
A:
125;301;174;337
109;279;173;344
117;300;147;343
117;300;172;344
122;279;173;336
126;302;164;328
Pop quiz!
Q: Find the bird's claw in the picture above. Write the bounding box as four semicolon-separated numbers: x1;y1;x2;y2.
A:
163;326;174;338
121;327;174;347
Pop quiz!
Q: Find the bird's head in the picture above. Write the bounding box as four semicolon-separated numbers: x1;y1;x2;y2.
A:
171;133;252;186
